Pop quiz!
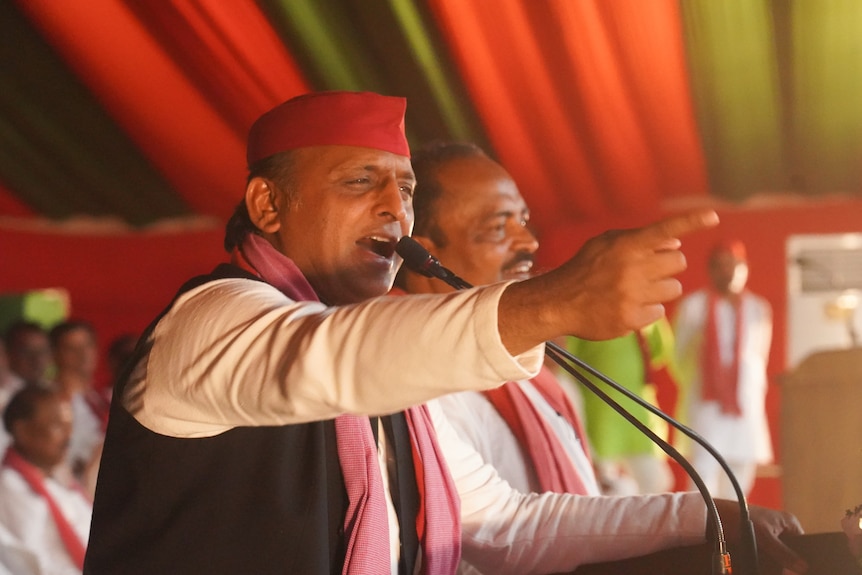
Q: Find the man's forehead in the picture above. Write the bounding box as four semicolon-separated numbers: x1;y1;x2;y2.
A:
442;179;527;213
296;145;413;175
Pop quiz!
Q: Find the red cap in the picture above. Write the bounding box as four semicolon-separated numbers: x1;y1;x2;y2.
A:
711;239;747;261
247;91;409;165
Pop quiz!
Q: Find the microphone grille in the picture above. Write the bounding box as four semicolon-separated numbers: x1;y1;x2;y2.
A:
395;237;434;276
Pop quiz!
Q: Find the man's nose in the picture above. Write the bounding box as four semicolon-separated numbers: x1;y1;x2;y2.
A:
513;223;539;254
377;181;409;222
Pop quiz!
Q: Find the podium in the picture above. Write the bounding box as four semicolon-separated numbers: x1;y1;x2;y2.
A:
567;533;859;574
781;348;862;533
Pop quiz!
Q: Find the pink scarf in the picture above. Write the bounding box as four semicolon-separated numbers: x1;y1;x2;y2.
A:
482;366;592;494
702;291;744;416
233;234;461;574
3;448;87;570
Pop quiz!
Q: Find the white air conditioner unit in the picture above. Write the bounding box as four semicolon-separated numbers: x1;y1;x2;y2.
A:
786;233;862;369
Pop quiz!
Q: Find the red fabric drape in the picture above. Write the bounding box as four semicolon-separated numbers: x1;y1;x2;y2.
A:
0;182;35;217
428;0;709;232
15;0;310;222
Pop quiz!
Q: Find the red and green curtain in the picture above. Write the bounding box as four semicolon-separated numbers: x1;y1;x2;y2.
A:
1;0;860;236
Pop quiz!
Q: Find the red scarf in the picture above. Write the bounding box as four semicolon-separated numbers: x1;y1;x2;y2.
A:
3;448;87;570
482;365;592;494
701;291;744;416
233;234;460;575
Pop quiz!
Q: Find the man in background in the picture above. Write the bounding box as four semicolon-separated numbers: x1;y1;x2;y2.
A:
673;240;773;498
396;141;598;494
49;320;106;496
4;321;52;386
0;385;92;575
395;141;601;572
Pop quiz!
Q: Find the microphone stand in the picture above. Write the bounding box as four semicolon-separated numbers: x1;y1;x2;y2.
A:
396;237;756;575
545;340;759;575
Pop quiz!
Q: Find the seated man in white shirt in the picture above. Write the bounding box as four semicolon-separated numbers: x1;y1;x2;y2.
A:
48;321;106;497
395;141;599;496
0;385;92;575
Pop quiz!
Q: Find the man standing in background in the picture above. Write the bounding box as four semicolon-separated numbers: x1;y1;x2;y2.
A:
395;141;599;504
673;240;773;498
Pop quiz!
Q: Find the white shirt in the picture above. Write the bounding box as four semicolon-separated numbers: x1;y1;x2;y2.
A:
126;279;540;436
66;393;104;475
673;290;773;462
429;400;705;572
0;466;92;575
434;381;601;574
434;383;600;496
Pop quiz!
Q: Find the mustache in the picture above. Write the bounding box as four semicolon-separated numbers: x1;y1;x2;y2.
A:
503;251;534;272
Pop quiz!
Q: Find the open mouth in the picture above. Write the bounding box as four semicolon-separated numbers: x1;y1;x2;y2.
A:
358;236;397;259
503;258;533;277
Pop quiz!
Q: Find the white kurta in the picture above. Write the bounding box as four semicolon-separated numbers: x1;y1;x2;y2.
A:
673;290;774;464
127;277;708;574
434;383;601;574
434;383;599;497
0;466;92;575
66;393;104;475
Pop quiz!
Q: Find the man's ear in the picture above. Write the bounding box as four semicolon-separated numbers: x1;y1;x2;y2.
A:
245;177;281;234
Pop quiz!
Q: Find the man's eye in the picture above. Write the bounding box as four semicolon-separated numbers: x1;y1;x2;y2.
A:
477;225;506;243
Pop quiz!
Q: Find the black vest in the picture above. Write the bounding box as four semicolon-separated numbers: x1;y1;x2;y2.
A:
84;264;419;574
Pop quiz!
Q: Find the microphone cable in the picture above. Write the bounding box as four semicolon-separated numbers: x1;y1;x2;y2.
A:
545;338;759;575
396;236;751;575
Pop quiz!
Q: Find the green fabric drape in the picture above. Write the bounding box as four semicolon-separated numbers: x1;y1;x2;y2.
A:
791;0;862;194
680;0;785;201
259;0;487;148
681;0;862;200
0;1;187;224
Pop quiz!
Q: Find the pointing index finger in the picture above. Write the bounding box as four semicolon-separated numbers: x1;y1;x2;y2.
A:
644;209;720;249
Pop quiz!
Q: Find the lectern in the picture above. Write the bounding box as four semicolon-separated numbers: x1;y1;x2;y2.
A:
781;348;862;533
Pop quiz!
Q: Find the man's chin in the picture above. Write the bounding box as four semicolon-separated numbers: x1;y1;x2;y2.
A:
339;279;395;304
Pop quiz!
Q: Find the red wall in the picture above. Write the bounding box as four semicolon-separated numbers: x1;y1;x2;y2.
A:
0;221;226;387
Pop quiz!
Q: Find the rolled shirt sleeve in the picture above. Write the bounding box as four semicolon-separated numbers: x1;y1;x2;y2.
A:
428;400;708;573
129;279;543;437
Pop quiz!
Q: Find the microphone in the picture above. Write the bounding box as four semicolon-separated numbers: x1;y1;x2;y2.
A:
396;236;472;289
396;236;752;575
